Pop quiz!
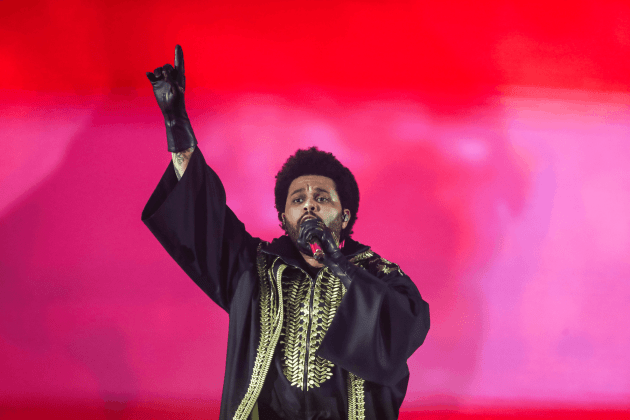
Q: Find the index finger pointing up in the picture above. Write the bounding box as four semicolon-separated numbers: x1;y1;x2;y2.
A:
174;44;185;87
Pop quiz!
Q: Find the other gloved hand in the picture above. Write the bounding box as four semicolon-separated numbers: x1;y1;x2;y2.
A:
297;218;356;288
146;45;197;153
297;218;340;260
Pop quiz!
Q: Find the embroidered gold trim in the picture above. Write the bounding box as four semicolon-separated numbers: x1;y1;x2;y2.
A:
377;256;405;276
234;247;374;418
280;267;347;390
233;253;285;420
347;372;365;420
353;251;405;278
349;250;374;264
279;268;310;389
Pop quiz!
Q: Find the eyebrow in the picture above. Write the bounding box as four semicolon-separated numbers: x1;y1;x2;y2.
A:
290;187;330;196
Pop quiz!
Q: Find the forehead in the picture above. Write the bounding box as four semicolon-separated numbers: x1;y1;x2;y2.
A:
288;175;337;194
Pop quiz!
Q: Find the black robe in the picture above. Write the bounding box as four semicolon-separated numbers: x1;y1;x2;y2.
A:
142;147;430;419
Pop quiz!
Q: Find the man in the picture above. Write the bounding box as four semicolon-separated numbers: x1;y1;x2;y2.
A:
142;45;430;420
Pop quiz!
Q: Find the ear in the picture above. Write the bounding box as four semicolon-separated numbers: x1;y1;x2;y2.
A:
341;209;351;229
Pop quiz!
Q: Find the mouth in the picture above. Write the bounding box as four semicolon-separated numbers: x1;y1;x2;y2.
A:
300;214;320;224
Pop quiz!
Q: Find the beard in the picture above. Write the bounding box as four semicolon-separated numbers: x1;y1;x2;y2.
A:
285;212;344;251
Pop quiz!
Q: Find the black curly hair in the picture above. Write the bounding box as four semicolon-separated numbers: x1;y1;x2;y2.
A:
275;147;359;241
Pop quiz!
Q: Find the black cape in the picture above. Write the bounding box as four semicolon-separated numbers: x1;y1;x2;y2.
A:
142;147;430;419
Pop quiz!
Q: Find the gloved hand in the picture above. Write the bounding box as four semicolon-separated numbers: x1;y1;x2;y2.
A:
146;45;197;153
297;218;356;288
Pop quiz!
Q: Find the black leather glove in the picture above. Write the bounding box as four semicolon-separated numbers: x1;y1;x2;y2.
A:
297;218;357;288
146;45;197;153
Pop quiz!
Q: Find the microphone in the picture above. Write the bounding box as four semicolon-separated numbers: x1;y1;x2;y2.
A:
308;238;325;260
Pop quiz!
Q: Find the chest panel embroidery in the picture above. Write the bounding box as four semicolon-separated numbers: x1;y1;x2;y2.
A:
279;267;346;390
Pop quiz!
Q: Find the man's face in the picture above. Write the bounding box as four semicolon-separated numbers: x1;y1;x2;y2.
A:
283;175;350;248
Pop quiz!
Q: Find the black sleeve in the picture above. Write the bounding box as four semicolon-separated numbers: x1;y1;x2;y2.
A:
141;147;260;312
316;258;430;387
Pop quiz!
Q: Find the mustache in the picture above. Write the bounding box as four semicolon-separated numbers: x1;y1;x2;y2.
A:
299;212;322;225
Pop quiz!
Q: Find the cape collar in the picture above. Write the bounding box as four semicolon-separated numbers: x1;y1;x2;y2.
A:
261;235;370;270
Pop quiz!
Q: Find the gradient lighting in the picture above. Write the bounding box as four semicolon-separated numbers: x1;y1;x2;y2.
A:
1;1;629;419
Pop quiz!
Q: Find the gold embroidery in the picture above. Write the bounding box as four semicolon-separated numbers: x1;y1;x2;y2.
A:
376;263;394;274
279;268;311;389
280;267;346;390
354;252;405;277
233;252;285;420
378;256;405;276
308;269;345;389
235;247;375;418
347;372;366;420
349;250;374;264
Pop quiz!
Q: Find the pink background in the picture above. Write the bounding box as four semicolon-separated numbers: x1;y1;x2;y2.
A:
1;0;629;417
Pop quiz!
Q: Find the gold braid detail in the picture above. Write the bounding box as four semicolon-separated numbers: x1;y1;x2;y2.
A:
352;251;405;278
347;372;366;420
307;269;344;389
280;268;346;390
279;269;311;389
349;250;374;264
233;253;285;420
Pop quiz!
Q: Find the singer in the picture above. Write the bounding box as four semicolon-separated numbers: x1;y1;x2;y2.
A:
142;45;430;420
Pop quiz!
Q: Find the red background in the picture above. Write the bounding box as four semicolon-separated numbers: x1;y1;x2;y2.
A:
1;0;629;418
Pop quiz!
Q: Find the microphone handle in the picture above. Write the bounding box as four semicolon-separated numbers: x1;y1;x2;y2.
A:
309;238;325;259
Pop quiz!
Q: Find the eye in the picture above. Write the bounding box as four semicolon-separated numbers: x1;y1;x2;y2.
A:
292;197;303;204
316;196;329;202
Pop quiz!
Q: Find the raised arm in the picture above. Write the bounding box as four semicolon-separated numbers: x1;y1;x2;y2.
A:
172;146;195;180
143;46;260;312
147;44;197;180
145;45;197;180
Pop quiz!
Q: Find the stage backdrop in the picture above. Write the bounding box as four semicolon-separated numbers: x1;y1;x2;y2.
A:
1;1;629;419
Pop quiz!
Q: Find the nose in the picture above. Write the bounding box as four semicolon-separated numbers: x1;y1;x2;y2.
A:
303;196;319;212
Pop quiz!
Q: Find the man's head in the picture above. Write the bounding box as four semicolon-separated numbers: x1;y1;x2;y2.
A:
275;147;359;244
